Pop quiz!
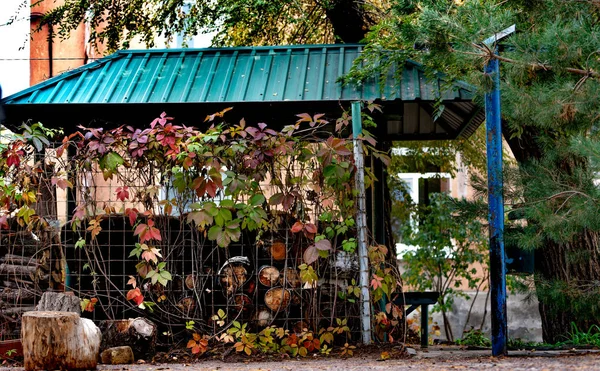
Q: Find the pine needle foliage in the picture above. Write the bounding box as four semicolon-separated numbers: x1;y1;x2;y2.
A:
351;0;600;342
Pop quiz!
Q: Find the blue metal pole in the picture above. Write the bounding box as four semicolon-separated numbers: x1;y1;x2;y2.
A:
485;56;508;356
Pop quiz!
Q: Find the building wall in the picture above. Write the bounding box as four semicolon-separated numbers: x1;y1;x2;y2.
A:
428;292;543;343
29;0;87;85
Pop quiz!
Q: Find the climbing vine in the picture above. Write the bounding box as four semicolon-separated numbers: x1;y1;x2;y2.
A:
0;107;400;355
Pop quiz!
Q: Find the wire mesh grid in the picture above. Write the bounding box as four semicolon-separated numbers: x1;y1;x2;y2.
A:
0;136;362;344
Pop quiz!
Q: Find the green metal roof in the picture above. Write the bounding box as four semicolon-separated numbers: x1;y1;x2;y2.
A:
0;44;484;139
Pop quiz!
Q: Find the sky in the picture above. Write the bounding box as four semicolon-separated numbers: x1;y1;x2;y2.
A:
0;0;215;99
0;0;30;97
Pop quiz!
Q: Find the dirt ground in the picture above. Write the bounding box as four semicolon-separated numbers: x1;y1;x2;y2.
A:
4;346;599;371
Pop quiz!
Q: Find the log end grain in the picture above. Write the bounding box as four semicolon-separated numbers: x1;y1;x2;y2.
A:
270;241;287;261
258;266;280;287
264;288;291;312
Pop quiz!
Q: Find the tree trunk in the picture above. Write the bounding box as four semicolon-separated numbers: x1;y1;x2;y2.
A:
325;0;369;43
504;128;600;342
22;311;101;371
535;229;600;343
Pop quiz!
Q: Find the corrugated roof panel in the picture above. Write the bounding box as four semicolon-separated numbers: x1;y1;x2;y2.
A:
1;44;484;138
1;45;481;104
322;48;340;100
244;50;271;101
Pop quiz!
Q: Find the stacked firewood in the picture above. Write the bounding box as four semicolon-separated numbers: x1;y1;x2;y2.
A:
0;221;65;337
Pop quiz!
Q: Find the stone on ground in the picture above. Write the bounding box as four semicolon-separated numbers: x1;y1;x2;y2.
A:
101;346;135;365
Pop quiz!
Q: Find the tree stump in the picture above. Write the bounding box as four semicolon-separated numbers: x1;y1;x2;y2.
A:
36;291;81;314
21;311;101;371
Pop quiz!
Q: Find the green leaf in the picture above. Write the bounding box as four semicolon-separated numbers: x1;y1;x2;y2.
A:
99;152;124;171
220;199;235;208
250;194;266;206
208;225;222;241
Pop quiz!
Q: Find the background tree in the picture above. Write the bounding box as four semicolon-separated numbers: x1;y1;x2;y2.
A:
40;0;389;51
349;0;600;343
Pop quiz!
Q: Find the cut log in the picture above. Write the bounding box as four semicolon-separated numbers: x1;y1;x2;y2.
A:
2;305;36;315
229;293;252;312
267;240;287;261
22;311;101;371
264;287;291;312
0;254;39;267
99;318;156;360
2;280;19;289
185;274;198;290
176;297;196;316
219;257;251;295
0;264;37;278
36;291;81;314
0;288;35;302
280;268;301;288
258;266;280;287
11;277;35;286
254;306;274;327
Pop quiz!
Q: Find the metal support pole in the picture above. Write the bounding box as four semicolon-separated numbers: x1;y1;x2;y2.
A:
352;101;372;345
484;56;508;356
421;304;429;349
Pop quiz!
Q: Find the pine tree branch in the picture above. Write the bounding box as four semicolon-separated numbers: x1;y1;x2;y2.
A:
465;43;600;78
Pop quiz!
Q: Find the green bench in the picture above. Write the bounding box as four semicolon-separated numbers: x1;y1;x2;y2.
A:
393;292;440;348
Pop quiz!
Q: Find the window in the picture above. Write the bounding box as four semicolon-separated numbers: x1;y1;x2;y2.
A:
391;148;453;257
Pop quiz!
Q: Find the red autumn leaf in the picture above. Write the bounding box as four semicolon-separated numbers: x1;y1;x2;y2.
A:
371;274;383;290
84;298;98;312
6;154;20;167
282;193;295;210
205;180;218;198
304;223;317;234
269;193;285;205
183;156;194;169
51;177;73;190
295;113;312;124
115;186;129;201
134;223;147;237
126;288;144;305
191;176;203;190
56;144;66;158
291;221;304;233
134;220;162;243
125;208;138;226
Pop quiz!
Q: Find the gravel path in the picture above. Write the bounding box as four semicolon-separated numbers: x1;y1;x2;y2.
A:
3;348;599;370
